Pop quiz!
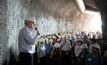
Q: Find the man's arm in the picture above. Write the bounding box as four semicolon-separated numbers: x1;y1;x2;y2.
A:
23;29;38;45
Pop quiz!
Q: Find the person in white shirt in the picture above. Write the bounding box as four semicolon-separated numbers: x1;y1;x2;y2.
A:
60;36;71;65
74;40;82;57
18;20;40;65
60;36;71;52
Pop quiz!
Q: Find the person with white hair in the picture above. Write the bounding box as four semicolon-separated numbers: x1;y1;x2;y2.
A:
78;44;88;65
18;20;40;65
85;43;103;65
37;38;47;65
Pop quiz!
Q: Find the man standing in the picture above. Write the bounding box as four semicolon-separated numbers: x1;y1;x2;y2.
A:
60;36;71;65
18;20;40;65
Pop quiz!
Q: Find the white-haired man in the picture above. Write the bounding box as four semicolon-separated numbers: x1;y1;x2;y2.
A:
18;20;40;65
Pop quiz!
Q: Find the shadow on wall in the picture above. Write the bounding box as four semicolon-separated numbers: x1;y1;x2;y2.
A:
3;47;19;65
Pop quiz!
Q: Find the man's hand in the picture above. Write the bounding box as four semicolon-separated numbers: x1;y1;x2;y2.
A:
37;31;40;35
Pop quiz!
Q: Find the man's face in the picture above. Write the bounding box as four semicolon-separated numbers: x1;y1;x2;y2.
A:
92;47;99;53
64;37;66;42
27;21;33;28
49;39;53;43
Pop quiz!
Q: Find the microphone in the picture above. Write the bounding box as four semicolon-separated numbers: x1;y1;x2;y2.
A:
35;27;37;31
35;27;40;35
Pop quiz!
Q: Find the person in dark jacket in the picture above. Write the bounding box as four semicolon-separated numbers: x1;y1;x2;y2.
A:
85;43;103;65
45;38;54;65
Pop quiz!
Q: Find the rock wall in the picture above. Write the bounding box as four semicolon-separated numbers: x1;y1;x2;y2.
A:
0;0;7;65
100;0;107;43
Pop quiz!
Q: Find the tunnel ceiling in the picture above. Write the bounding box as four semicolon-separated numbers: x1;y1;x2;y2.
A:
35;0;78;19
32;0;98;20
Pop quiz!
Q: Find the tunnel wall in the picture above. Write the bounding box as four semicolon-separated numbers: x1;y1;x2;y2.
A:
0;0;8;65
100;0;107;43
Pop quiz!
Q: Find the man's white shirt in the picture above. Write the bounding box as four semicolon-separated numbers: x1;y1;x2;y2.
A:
18;26;39;54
